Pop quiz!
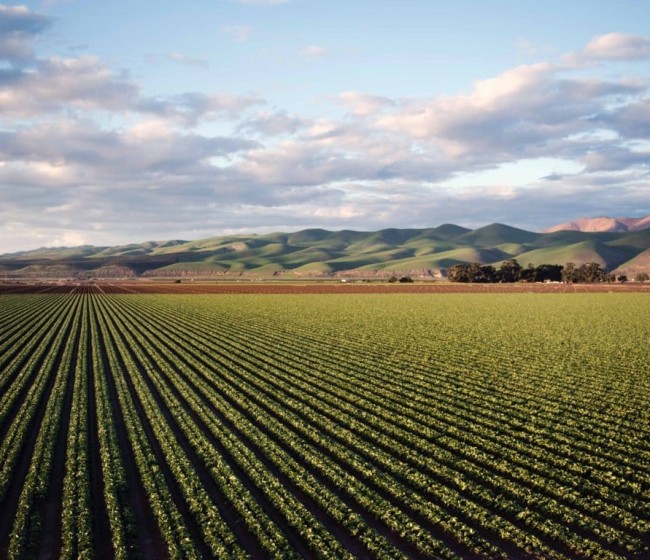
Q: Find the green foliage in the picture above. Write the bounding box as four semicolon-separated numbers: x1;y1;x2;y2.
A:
0;293;649;558
499;258;522;282
562;262;607;283
449;260;612;284
449;259;563;283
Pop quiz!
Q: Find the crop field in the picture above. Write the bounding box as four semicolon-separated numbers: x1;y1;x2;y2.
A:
2;281;650;295
0;293;649;559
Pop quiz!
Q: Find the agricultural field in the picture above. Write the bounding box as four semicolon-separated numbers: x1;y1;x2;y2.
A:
0;292;649;559
2;280;650;295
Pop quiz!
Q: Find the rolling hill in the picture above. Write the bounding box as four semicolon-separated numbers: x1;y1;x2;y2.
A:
1;223;649;279
544;214;650;233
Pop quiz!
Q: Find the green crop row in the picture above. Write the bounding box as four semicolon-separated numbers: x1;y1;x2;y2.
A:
0;293;648;559
116;296;624;558
8;299;80;559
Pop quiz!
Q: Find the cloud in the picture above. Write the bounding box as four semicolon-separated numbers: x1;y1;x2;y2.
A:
0;119;258;177
0;5;260;126
1;28;649;252
50;230;87;247
592;97;650;139
0;52;262;123
0;114;268;250
299;45;327;60
228;118;458;190
376;60;645;162
580;145;650;172
238;110;308;135
579;33;650;62
366;34;648;164
167;52;209;68
0;56;139;117
338;91;394;116
0;4;50;63
140;92;264;125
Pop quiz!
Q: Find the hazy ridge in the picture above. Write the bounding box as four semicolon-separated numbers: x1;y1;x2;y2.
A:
544;214;650;233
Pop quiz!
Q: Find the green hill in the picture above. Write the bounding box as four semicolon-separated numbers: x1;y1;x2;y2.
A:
457;223;540;247
1;223;648;278
611;248;650;277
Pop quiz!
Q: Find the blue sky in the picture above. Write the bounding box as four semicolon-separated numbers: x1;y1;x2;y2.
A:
1;1;649;251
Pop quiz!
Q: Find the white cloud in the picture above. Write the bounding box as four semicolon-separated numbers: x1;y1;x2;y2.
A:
0;4;50;62
580;146;650;172
313;205;365;220
50;230;87;247
592;97;650;139
238;110;308;135
376;57;645;160
1;25;649;252
161;92;264;124
338;91;394;116
0;118;258;182
0;55;139;117
580;33;650;61
0;53;262;124
300;45;327;60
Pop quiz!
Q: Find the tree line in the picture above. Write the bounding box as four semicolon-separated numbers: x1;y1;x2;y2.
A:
447;259;649;283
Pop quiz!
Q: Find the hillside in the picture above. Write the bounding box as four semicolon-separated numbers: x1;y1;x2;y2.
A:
545;214;650;233
1;224;649;279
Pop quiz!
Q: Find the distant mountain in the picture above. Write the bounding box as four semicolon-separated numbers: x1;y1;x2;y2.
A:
1;223;649;279
544;215;650;233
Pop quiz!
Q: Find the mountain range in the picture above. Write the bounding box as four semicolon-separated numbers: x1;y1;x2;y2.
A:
544;215;650;233
2;221;649;279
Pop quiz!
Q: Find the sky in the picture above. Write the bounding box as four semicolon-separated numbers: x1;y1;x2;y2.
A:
1;1;649;252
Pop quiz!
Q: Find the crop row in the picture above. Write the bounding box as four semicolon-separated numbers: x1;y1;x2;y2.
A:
0;293;648;559
114;295;647;558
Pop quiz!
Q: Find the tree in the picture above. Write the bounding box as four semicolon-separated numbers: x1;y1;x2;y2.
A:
475;264;498;283
520;263;536;283
448;263;498;283
635;272;649;283
536;264;563;282
447;264;472;283
577;262;606;283
562;262;577;283
617;275;628;283
399;276;414;283
499;259;522;283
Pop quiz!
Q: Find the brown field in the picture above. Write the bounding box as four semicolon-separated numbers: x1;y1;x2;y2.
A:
1;280;649;295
